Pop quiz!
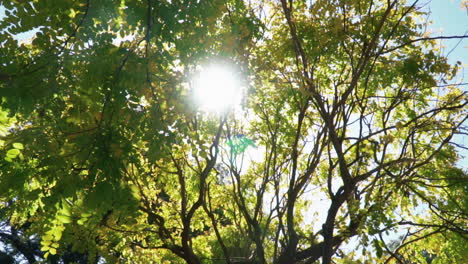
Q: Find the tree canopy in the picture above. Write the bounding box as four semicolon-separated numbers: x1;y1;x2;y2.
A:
0;0;467;263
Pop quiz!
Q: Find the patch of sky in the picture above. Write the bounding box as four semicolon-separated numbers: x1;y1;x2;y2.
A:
424;0;467;168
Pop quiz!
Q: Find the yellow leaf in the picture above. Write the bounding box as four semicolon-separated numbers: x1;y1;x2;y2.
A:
49;247;57;255
69;9;77;18
40;245;50;251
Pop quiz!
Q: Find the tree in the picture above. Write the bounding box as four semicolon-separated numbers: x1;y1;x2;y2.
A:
0;0;467;263
0;204;99;264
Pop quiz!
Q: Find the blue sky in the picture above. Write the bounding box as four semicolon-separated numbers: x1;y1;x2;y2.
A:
427;0;467;65
423;0;467;166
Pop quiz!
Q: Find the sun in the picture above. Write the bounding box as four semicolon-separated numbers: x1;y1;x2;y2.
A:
193;63;242;112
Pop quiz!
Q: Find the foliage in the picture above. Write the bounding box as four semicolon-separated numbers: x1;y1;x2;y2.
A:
0;0;467;263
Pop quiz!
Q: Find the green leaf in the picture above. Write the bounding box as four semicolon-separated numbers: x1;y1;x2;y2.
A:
13;142;24;149
81;212;92;218
6;148;20;158
373;239;383;258
57;215;72;224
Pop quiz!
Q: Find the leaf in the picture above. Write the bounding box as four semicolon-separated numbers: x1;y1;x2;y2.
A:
41;245;50;252
373;239;383;258
6;148;20;158
57;215;72;224
395;121;404;130
69;8;77;18
49;247;57;255
61;200;72;216
50;228;63;241
81;212;92;218
42;234;53;243
13;142;24;149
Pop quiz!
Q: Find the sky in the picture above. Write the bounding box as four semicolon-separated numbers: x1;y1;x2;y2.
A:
427;0;467;65
424;0;468;168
